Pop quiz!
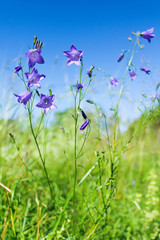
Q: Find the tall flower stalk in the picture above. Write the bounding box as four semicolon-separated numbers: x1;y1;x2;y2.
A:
73;60;83;197
13;37;56;204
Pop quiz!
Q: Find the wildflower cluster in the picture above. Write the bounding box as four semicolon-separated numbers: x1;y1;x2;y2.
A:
112;28;155;86
63;44;93;131
9;28;159;238
14;36;56;114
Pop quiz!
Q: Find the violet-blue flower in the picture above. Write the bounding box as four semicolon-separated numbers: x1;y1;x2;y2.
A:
140;67;151;75
117;53;124;63
87;65;94;77
36;94;57;114
110;77;120;88
129;70;137;80
14;66;22;73
76;83;84;90
79;108;87;119
25;49;44;68
80;119;90;130
25;68;45;88
63;44;83;66
14;91;32;108
140;28;155;43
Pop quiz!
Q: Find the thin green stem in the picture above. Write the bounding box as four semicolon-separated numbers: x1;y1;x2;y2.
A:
73;94;77;197
97;155;107;214
36;112;45;138
73;60;83;197
113;39;138;151
28;110;54;204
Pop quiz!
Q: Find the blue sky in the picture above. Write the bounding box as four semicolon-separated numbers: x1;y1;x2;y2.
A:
0;0;160;124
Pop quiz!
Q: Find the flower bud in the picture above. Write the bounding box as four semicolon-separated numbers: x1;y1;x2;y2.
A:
35;40;40;49
39;41;43;48
86;99;94;104
49;89;52;95
33;36;37;45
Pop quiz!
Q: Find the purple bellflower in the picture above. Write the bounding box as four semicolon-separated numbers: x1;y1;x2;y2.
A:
110;77;120;88
79;108;87;119
14;66;22;73
25;49;44;68
117;53;124;63
25;68;46;88
14;91;32;108
80;119;90;130
36;94;57;114
129;70;137;81
140;67;151;75
140;28;155;43
87;65;94;77
63;44;83;66
76;83;84;90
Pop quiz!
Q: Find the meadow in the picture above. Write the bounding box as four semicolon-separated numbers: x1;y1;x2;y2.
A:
0;29;160;240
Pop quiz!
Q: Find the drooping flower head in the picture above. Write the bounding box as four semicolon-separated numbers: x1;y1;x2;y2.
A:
129;70;137;80
76;83;84;90
79;108;87;120
140;67;151;75
25;49;44;68
14;66;22;73
87;65;94;77
14;91;32;108
25;68;46;88
80;119;90;130
110;77;120;87
36;94;57;114
63;44;83;66
117;53;124;63
140;28;155;43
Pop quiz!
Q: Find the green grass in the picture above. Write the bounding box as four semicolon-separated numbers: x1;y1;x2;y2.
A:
0;106;160;239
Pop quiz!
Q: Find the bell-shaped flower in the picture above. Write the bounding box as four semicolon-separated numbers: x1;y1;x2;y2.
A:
140;67;150;75
110;77;120;88
14;91;32;108
63;44;83;66
117;53;124;63
80;119;90;130
36;94;57;114
76;83;84;90
25;49;44;68
25;68;45;88
14;66;22;73
140;28;155;43
129;70;137;80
